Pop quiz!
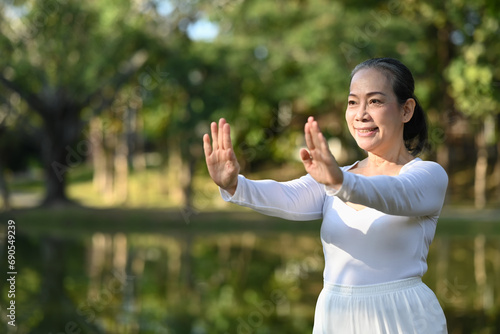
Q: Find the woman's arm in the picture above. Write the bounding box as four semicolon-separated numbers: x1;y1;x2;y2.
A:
220;174;325;221
327;160;448;217
298;117;447;217
204;118;324;221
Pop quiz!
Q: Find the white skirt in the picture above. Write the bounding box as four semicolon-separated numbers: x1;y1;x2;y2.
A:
312;277;447;334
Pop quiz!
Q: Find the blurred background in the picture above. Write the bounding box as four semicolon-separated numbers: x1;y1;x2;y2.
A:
0;0;499;333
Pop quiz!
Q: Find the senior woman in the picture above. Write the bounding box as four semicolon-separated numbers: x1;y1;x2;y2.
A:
203;58;448;333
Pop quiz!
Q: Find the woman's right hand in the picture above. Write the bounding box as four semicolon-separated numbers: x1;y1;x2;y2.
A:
203;118;240;195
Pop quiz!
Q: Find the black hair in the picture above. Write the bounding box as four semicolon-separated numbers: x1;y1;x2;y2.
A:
351;58;428;156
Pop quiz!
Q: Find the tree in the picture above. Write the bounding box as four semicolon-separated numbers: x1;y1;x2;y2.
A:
161;0;461;207
0;0;153;206
194;0;445;168
445;1;500;208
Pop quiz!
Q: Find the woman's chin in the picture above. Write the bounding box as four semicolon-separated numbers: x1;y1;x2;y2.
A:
355;139;377;152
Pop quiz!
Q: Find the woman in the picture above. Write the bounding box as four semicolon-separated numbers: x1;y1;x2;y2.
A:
203;58;448;333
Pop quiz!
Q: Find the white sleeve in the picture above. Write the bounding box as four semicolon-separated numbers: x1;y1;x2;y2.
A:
219;174;325;221
325;161;448;217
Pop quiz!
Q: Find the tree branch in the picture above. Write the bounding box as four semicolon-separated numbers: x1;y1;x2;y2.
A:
0;72;49;118
0;92;43;138
79;49;149;115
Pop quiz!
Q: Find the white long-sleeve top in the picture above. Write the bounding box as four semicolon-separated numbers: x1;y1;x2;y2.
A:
220;158;448;286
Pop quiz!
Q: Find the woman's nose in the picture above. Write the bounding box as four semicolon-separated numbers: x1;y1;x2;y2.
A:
355;103;369;121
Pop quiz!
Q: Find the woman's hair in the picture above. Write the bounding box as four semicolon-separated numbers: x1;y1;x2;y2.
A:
351;58;428;156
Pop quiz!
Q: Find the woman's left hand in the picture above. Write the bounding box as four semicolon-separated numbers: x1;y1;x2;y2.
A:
300;117;344;189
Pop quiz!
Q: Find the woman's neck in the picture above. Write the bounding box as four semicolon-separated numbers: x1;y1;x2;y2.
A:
364;146;415;169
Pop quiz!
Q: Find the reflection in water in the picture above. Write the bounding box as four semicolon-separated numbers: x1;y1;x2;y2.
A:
1;230;499;333
429;235;500;333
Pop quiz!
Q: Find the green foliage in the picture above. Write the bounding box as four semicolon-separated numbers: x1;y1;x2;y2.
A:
444;5;500;119
1;0;499;202
192;0;428;168
2;1;500;331
1;0;154;105
446;59;497;118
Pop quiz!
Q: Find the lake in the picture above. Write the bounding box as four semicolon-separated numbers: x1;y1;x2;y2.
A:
1;210;499;333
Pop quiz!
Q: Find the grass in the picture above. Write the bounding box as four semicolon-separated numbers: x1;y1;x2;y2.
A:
2;163;500;238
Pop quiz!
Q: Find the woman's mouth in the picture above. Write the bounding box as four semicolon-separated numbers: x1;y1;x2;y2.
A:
356;127;379;136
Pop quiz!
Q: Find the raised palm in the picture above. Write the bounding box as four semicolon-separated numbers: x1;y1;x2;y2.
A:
203;118;240;195
300;117;343;188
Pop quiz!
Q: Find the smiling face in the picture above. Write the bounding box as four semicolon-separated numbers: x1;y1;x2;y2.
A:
346;68;413;157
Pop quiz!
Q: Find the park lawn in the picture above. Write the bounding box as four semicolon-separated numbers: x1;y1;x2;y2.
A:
4;164;500;236
3;164;500;237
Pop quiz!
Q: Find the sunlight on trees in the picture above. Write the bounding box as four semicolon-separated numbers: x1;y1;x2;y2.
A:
0;0;498;209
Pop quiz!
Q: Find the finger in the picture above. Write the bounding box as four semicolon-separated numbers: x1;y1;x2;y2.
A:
304;122;315;150
222;122;232;151
315;127;334;162
203;133;213;157
300;148;313;169
300;148;312;162
218;118;226;151
310;120;324;151
211;121;219;150
318;131;330;154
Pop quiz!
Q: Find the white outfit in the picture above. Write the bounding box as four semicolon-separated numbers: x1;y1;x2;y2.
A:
220;158;448;333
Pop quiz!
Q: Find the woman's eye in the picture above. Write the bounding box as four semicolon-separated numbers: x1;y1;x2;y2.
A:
348;100;356;105
370;99;381;104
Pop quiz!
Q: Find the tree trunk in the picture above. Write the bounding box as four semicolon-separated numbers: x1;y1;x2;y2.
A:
436;144;449;178
0;159;10;210
114;129;129;204
40;104;84;207
91;117;108;194
125;106;139;171
90;117;116;202
494;139;500;203
493;116;500;203
474;122;488;209
181;140;204;210
42;132;74;207
133;112;146;172
435;22;454;174
104;140;115;203
182;156;196;209
165;143;185;205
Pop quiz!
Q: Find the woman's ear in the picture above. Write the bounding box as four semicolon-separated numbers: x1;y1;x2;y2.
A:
402;98;416;123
